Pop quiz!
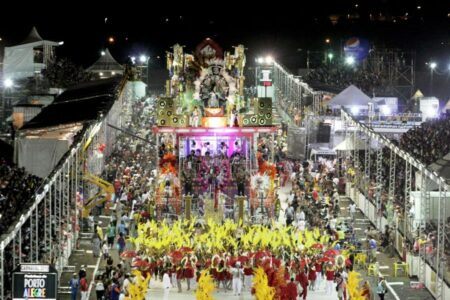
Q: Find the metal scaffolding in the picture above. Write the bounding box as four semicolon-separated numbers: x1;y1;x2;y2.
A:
363;135;371;217
375;145;383;229
388;149;396;223
436;182;447;300
341;108;449;300
419;172;430;283
403;161;412;235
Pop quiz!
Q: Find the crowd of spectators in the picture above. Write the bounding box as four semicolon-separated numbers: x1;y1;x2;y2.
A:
0;160;42;235
399;116;450;166
303;63;388;96
0;158;44;297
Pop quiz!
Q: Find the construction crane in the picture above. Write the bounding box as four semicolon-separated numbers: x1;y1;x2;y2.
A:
82;173;114;218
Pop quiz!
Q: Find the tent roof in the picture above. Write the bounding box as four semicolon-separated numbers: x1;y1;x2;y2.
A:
21;77;123;130
20;27;44;44
329;85;372;107
333;137;366;151
412;89;424;99
87;49;124;72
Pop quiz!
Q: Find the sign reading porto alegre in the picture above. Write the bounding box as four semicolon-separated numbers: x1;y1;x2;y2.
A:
12;264;57;300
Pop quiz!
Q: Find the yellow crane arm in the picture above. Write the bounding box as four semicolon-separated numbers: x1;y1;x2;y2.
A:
82;173;114;218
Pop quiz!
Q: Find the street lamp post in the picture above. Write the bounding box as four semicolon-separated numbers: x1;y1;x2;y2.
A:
429;62;437;95
139;55;150;94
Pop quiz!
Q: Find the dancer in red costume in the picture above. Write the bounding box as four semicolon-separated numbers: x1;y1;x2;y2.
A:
296;268;309;300
285;277;298;300
182;254;196;291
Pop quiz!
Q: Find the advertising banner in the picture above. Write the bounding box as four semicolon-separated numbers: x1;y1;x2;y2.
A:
13;264;58;300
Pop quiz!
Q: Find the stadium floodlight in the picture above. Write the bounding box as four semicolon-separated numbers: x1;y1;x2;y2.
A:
140;55;148;63
264;56;273;64
345;56;355;65
256;57;264;64
3;79;13;88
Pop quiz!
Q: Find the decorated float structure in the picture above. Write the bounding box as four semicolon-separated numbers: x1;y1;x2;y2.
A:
152;39;278;222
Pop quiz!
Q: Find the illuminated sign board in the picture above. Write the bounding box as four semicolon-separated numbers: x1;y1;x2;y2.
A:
13;264;57;300
259;69;273;86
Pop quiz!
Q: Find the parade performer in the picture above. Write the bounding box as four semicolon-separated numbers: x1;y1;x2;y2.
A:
308;265;317;290
285;277;298;300
182;253;197;291
243;260;254;291
216;259;228;291
231;261;244;296
325;263;335;295
296;268;309;300
176;262;184;293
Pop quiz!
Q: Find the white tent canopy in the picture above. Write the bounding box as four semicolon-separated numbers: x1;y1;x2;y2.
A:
333;137;366;151
329;85;372;108
87;48;124;73
3;27;60;79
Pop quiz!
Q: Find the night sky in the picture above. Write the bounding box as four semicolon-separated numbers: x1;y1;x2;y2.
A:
1;1;449;72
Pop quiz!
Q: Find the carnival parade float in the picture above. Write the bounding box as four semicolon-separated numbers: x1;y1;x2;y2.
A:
153;39;278;222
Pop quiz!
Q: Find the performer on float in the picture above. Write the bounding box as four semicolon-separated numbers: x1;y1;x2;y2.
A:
219;141;229;158
229;104;239;127
190;106;200;127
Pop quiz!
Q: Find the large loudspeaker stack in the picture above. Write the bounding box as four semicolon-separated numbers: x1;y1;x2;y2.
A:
157;97;174;126
256;97;273;126
242;97;273;127
171;114;188;127
317;122;331;143
242;114;258;126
